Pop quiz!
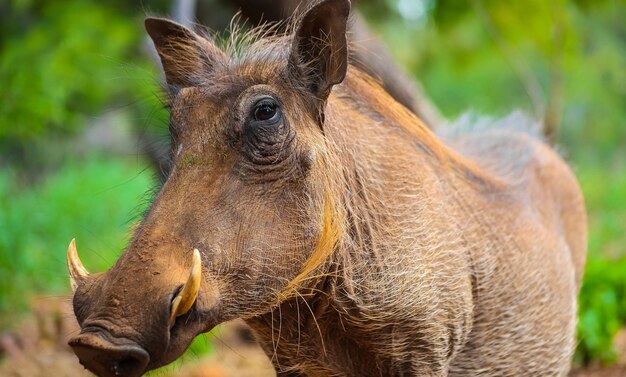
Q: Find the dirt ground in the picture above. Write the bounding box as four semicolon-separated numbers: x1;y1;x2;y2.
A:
0;297;624;377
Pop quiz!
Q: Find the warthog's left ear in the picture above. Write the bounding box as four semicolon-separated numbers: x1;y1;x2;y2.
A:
289;0;350;113
145;17;227;91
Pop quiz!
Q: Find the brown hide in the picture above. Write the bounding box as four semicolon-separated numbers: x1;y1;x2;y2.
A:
69;1;586;376
248;72;587;376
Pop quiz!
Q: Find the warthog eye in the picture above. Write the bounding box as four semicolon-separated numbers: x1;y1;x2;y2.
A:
243;95;292;167
252;98;281;124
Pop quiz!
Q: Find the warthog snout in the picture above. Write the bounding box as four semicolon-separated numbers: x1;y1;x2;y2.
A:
68;241;210;375
69;331;149;377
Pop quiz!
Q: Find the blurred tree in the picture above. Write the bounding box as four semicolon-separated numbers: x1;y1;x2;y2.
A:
0;0;171;174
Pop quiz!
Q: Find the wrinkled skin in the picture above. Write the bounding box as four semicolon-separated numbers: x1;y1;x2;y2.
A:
68;0;587;376
69;1;347;375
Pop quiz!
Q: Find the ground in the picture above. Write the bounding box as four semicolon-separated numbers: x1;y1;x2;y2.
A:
0;297;624;376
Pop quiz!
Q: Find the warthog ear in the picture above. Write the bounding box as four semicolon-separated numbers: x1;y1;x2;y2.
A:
289;0;350;109
145;17;227;90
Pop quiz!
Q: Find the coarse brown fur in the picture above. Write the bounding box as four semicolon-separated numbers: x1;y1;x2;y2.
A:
68;1;587;376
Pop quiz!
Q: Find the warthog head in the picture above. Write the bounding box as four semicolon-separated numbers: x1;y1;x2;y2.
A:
67;0;350;376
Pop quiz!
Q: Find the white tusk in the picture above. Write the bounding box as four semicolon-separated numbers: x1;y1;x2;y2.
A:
67;238;90;293
169;249;202;327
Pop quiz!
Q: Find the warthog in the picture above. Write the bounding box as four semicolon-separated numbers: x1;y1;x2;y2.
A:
67;0;587;375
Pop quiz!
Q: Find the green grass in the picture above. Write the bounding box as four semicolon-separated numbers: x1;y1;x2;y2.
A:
0;155;155;329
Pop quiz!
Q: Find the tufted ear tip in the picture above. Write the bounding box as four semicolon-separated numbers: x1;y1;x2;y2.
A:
144;17;192;45
144;16;160;30
289;0;351;102
144;16;227;89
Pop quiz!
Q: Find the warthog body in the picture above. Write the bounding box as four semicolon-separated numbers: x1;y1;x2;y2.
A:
67;1;587;376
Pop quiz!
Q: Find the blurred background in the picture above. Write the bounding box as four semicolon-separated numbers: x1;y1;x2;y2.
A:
0;0;624;375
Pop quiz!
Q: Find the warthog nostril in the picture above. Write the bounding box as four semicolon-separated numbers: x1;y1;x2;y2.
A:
110;355;142;376
69;333;149;377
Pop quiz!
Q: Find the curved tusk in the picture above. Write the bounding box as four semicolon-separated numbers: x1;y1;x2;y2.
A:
67;238;90;293
169;249;202;327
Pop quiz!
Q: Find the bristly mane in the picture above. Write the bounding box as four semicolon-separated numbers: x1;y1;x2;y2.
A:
160;7;511;307
162;15;507;299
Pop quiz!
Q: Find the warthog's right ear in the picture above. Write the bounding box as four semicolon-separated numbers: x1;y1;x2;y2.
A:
145;17;227;90
289;0;350;116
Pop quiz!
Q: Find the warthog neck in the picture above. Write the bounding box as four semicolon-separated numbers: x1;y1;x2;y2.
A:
243;70;496;376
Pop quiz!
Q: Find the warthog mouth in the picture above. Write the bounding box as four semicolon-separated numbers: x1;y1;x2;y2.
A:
69;329;150;377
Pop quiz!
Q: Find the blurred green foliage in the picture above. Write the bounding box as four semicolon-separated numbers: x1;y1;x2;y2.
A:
0;0;168;169
578;257;626;363
364;0;626;160
0;156;154;329
1;1;131;139
0;0;624;368
575;167;626;363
